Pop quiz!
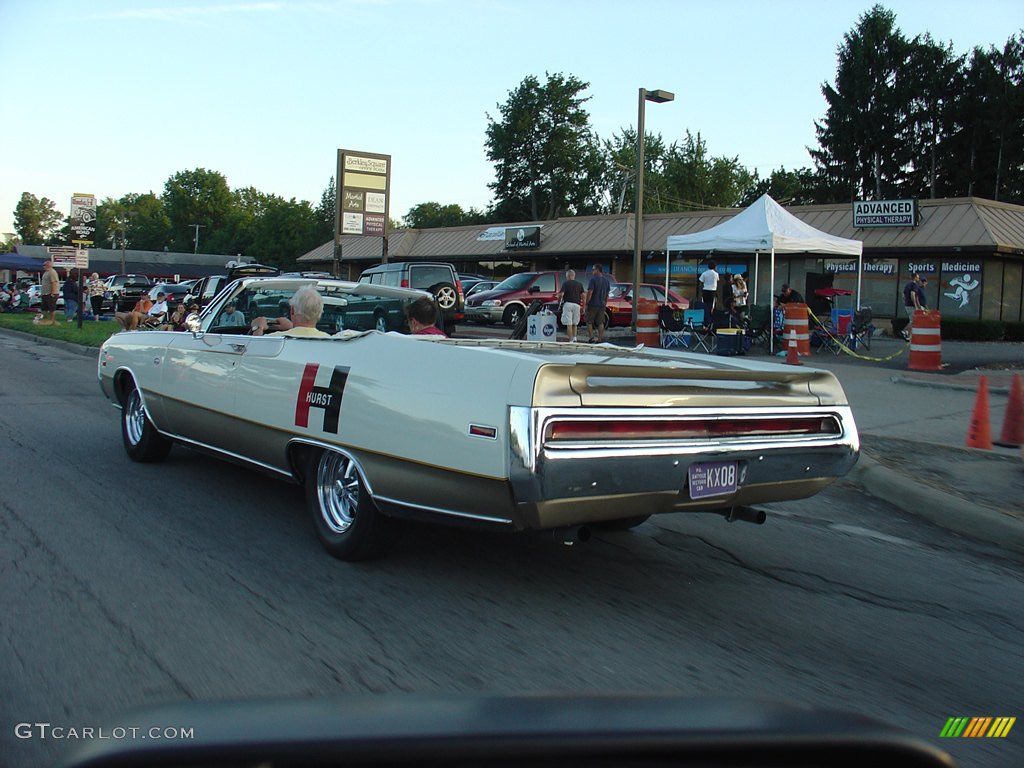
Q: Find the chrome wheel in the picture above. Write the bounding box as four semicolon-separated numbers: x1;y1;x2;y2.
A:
434;285;457;311
124;389;146;446
374;313;387;333
316;452;360;534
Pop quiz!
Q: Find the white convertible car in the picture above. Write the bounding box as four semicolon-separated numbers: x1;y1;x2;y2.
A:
98;277;860;561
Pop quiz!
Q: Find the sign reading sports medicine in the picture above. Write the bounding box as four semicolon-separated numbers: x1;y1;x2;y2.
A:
852;199;918;228
70;193;97;245
335;149;391;238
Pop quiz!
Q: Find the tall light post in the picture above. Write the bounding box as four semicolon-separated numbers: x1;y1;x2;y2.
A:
631;87;674;331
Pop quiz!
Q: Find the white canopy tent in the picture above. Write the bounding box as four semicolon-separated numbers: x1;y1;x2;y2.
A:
664;195;864;334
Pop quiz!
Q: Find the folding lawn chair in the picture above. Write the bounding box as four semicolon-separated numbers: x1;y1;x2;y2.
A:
849;307;875;351
658;306;688;349
682;309;714;353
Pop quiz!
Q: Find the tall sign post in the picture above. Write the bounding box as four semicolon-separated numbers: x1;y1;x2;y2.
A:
69;193;96;328
334;149;391;277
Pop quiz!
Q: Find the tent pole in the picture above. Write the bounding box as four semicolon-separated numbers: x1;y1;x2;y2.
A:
665;249;670;305
856;251;863;309
769;247;775;355
753;251;759;305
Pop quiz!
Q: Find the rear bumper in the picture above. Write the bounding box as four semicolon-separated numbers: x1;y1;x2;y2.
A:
508;405;860;529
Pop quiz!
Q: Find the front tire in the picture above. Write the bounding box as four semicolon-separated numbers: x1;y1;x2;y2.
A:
306;450;402;561
503;304;525;327
121;384;172;462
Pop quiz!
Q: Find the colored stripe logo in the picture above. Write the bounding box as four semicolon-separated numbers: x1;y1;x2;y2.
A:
941;716;1015;738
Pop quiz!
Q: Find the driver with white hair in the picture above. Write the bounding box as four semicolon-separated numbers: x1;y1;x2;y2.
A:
251;285;329;337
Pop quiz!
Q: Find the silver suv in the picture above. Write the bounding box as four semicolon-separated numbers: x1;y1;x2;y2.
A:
358;262;464;332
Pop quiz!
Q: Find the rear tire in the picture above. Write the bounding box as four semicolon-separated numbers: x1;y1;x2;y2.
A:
306;450;402;561
121;384;172;463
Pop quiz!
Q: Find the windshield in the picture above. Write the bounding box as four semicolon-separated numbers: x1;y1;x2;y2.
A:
493;273;535;291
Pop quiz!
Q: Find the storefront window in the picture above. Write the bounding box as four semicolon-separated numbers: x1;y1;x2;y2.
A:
1003;261;1022;322
826;257;899;316
936;258;983;319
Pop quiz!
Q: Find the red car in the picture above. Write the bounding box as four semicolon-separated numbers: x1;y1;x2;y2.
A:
545;283;688;328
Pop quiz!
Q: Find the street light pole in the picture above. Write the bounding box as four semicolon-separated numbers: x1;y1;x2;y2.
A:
631;87;674;331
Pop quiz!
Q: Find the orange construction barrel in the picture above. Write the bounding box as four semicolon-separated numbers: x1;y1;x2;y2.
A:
636;298;660;347
908;310;942;371
783;303;810;356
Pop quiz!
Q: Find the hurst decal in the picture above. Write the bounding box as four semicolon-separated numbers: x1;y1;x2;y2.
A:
295;363;349;434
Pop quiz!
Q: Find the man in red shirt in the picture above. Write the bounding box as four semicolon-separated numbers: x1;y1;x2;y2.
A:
405;296;447;337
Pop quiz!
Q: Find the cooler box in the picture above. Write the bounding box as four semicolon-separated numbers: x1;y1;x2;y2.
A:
715;327;745;356
527;312;558;342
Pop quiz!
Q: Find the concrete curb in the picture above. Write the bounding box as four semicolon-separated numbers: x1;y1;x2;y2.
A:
0;327;98;358
852;452;1024;556
891;374;1013;395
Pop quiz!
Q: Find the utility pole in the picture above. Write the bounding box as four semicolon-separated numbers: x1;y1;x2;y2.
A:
189;223;206;254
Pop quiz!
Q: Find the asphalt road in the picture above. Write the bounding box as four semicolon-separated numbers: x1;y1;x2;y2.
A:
2;331;1021;768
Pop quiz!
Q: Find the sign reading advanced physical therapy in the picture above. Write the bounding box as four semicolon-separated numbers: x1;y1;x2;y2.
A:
504;226;541;250
335;149;391;238
70;193;96;245
852;199;918;228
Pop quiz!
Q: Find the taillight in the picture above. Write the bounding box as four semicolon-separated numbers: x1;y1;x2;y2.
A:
545;417;841;442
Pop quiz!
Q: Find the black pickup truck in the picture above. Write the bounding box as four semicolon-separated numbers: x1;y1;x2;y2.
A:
103;274;152;312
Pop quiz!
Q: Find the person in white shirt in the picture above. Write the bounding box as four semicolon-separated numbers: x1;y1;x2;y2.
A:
699;260;720;313
147;292;169;321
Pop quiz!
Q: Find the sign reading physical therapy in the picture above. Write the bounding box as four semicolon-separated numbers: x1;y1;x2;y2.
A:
852;199;918;228
335;149;391;238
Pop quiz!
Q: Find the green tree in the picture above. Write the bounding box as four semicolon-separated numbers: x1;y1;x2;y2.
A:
598;129;670;214
402;202;486;229
315;176;336;240
485;72;604;221
740;167;823;207
247;197;322;269
97;193;172;252
811;5;911;200
662;131;755;209
162;168;234;252
13;192;64;244
902;34;963;198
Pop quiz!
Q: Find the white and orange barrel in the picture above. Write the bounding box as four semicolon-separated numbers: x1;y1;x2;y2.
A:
783;303;810;356
908;310;942;371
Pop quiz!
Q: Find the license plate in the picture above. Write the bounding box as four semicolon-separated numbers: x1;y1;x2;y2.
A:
687;461;738;499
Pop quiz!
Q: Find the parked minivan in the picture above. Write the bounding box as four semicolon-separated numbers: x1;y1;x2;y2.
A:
464;271;573;327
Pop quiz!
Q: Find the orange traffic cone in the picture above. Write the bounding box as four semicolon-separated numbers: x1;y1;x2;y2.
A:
996;373;1023;448
966;376;993;450
785;329;802;366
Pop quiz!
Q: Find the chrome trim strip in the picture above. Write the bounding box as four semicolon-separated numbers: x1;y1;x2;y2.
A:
160;431;295;480
374;495;514;526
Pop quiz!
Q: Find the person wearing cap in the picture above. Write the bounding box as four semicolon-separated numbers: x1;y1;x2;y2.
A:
776;283;804;305
38;259;60;325
220;300;248;327
147;292;169;323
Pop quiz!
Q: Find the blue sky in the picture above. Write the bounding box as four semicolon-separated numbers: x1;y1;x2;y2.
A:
1;0;1021;241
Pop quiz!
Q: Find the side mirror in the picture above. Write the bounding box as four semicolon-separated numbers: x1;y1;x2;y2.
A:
186;315;202;335
528;285;540;294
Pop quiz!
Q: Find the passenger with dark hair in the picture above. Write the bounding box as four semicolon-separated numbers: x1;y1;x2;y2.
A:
406;296;446;337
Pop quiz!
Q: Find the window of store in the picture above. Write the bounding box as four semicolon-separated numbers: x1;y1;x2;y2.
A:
1002;261;1022;322
936;258;983;319
982;261;1003;321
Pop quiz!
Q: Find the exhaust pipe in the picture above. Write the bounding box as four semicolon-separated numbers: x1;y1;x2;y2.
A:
552;525;592;546
723;506;767;525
